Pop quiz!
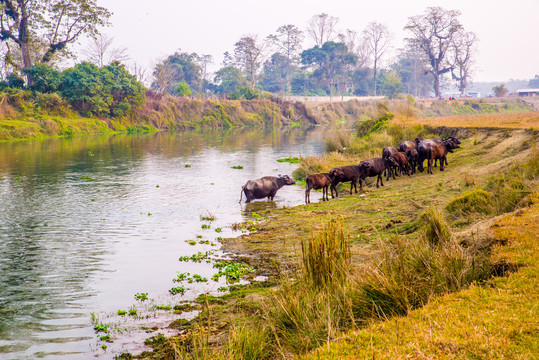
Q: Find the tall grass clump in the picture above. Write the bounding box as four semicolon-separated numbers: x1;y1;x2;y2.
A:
485;148;539;214
418;207;452;246
354;208;490;320
223;323;272;360
302;217;351;288
266;218;356;354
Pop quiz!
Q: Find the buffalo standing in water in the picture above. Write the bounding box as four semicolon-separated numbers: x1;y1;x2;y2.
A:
239;175;295;203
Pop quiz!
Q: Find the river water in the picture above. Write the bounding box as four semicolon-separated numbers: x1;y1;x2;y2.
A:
0;125;336;359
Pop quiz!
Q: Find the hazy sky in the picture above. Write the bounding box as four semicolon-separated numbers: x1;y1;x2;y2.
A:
93;0;538;83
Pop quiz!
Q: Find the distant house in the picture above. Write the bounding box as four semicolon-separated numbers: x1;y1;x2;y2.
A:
468;92;481;98
516;89;539;97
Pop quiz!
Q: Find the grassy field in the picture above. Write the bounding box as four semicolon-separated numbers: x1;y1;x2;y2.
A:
132;111;538;359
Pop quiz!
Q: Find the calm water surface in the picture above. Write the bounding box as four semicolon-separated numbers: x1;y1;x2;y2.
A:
0;125;338;359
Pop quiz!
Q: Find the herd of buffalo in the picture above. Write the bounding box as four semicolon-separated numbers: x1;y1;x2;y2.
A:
240;136;461;204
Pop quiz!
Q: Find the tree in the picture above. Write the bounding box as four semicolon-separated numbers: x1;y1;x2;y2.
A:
394;45;433;98
82;33;129;68
213;66;248;94
528;75;539;88
175;82;191;97
404;7;463;97
451;31;477;95
363;21;392;96
232;35;266;90
261;52;290;93
267;24;303;94
0;0;111;69
492;84;508;97
377;70;403;99
194;53;213;92
301;41;357;97
60;61;144;117
21;63;62;92
307;13;338;47
338;29;369;69
151;52;202;94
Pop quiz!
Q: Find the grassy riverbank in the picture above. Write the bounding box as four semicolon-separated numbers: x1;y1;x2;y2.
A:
129;111;538;359
0;91;535;141
0;91;318;141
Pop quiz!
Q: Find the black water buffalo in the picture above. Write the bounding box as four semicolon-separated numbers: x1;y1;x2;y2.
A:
329;165;362;198
240;175;295;203
417;138;461;174
424;136;461;167
388;152;410;179
405;148;419;174
399;140;418;153
305;170;342;203
382;146;400;178
357;157;398;190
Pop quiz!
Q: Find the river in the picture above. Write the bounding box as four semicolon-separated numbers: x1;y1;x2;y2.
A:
0;125;338;359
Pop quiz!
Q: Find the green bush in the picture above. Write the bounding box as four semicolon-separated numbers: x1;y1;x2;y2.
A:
446;189;493;217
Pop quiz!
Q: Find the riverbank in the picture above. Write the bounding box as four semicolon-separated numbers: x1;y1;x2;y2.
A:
0;92;319;141
0;91;536;141
132;115;538;359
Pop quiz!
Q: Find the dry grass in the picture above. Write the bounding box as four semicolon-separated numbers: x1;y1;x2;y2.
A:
304;194;539;360
395;111;539;130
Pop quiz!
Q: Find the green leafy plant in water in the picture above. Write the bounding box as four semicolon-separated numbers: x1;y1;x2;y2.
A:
186;240;197;246
117;310;127;316
178;251;214;263
174;272;190;282
169;286;186;296
196;234;203;239
218;286;228;292
276;156;300;163
134;292;148;301
79;176;94;181
231;165;244;169
189;274;208;283
215;227;222;233
128;309;137;316
185;164;191;168
101;344;107;350
212;262;255;284
201;224;211;229
154;305;172;310
98;334;110;341
94;323;109;332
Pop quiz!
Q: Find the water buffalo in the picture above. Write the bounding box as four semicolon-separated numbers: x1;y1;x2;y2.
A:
382;146;400;179
239;175;295;203
388;152;410;179
405;148;419;174
399;140;418;153
423;136;461;167
305;170;342;203
329;165;362;198
417;138;460;174
357;157;398;190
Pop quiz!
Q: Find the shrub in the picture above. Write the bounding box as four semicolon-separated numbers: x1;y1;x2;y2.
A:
418;207;452;246
22;64;63;93
446;189;493;217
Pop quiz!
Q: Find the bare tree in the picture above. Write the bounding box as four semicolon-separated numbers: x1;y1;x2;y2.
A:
267;24;303;94
451;31;477;95
233;35;266;90
83;34;129;67
338;29;369;69
363;21;392;96
129;62;150;87
405;7;463;97
307;13;339;47
151;57;175;94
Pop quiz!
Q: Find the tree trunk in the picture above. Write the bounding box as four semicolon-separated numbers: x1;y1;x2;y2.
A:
373;58;377;96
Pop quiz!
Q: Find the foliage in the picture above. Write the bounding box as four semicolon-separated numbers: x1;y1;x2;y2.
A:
60;61;145;117
492;83;509;97
175;81;192;97
0;0;111;68
22;64;62;93
213;66;249;94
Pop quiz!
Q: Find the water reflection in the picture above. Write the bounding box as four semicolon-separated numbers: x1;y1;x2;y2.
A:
0;124;347;359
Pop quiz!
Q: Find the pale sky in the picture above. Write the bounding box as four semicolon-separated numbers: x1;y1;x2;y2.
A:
92;0;539;83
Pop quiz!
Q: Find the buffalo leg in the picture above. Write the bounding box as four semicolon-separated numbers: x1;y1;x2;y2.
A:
305;189;310;204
